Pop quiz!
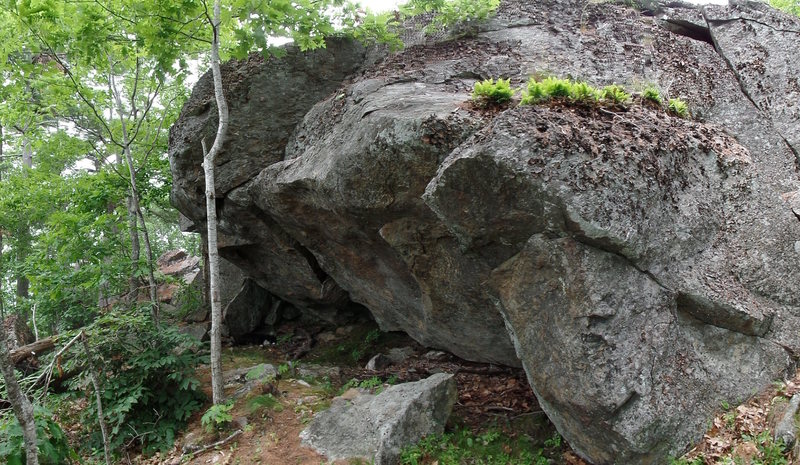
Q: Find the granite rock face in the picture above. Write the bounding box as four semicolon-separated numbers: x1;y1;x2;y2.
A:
300;373;456;464
169;1;800;462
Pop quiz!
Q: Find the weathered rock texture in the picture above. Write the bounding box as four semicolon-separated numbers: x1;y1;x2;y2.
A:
300;373;456;464
169;1;800;463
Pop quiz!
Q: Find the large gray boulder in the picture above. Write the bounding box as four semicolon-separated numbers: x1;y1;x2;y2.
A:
299;373;456;464
169;0;800;462
222;278;272;343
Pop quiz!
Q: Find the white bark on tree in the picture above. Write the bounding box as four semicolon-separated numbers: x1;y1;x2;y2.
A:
0;323;39;465
204;0;229;405
81;331;111;465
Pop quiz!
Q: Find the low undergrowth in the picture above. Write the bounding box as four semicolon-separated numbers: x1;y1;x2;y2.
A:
0;405;77;465
400;428;563;465
68;309;207;456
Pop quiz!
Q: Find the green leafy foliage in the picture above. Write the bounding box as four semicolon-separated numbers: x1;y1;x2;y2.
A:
201;402;234;432
401;0;501;32
518;76;692;119
399;428;550;465
642;85;663;105
570;81;599;102
600;84;631;104
339;375;393;395
0;406;77;465
472;78;515;107
747;431;788;465
668;98;690;118
770;0;800;16
521;77;601;104
67;310;206;455
245;394;283;414
543;432;562;448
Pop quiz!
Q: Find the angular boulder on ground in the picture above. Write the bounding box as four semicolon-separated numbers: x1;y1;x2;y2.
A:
300;373;456;464
169;0;800;462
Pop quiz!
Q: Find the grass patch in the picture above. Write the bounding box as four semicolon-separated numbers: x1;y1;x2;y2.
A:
399;428;556;465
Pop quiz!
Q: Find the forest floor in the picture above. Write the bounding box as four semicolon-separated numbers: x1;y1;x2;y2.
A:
117;320;589;465
105;319;800;465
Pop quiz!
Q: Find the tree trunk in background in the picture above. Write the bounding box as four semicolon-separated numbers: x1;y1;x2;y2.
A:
16;136;32;308
0;323;39;465
205;0;229;404
126;196;141;302
108;61;159;320
0;123;4;320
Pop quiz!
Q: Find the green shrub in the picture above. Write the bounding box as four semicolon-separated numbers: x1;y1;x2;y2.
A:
600;84;631;104
201;402;234;432
521;77;571;104
570;81;599;102
521;78;547;104
472;78;515;107
668;98;690;118
522;77;635;105
0;406;77;465
540;76;572;99
68;310;206;455
642;85;663;105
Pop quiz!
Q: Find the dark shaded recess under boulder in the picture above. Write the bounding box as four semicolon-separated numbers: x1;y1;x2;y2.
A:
168;0;800;462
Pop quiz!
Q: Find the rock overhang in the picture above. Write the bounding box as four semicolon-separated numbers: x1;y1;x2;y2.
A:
168;1;800;463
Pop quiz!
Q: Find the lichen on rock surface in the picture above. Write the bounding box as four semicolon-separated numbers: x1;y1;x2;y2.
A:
168;0;800;463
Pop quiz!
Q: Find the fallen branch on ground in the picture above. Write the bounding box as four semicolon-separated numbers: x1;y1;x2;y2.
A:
182;429;242;457
10;337;56;364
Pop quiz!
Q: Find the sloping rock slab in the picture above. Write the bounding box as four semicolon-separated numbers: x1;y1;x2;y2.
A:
300;373;456;464
223;278;272;342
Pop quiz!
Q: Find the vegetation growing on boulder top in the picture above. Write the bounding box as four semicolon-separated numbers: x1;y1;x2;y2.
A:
471;78;515;107
474;75;691;118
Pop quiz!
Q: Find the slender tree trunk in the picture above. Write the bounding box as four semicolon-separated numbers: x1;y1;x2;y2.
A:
0;122;4;320
81;331;111;465
134;207;159;322
205;0;229;404
126;196;141;302
16;135;32;308
0;324;39;465
108;60;159;320
21;136;32;169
